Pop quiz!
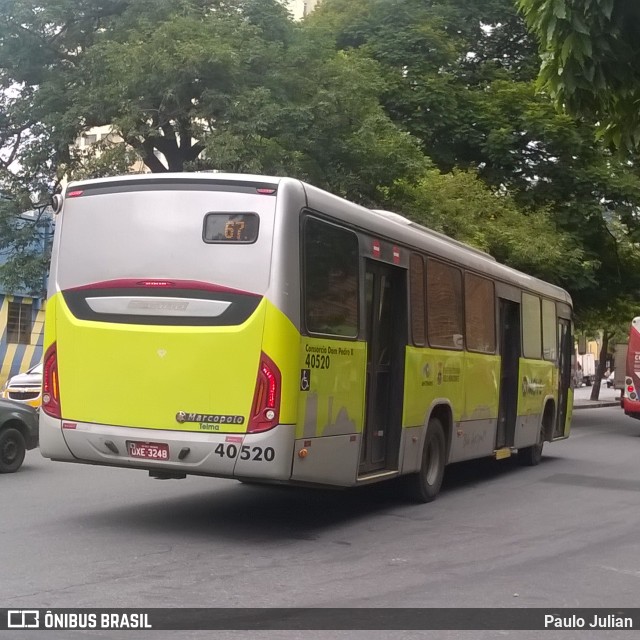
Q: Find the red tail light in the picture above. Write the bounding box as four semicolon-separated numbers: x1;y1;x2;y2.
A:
248;352;281;433
42;343;61;418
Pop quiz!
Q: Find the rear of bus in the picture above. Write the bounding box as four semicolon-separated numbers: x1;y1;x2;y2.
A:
623;316;640;419
40;174;301;481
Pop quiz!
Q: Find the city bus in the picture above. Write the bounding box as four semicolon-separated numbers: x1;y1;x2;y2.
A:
39;173;574;502
622;317;640;419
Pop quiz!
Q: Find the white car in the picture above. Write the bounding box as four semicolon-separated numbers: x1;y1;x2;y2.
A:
1;363;43;408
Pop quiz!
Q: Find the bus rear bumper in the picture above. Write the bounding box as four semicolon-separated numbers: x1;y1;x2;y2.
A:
39;412;295;480
623;396;640;419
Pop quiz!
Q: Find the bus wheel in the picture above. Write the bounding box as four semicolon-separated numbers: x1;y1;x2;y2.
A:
0;428;26;473
518;424;544;467
405;417;446;503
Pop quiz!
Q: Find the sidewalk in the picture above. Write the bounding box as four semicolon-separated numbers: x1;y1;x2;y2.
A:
572;385;621;410
572;398;620;410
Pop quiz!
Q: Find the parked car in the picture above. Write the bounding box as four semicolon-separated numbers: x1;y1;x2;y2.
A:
1;362;43;408
0;398;39;472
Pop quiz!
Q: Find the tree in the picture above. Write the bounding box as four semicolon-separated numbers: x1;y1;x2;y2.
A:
575;297;638;401
0;0;427;289
0;0;425;190
308;0;640;322
518;0;640;149
382;168;586;285
0;190;52;296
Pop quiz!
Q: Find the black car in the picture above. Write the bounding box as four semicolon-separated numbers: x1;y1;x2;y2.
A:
0;398;39;473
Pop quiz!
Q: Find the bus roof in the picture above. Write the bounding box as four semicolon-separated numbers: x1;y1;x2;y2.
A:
62;172;572;306
65;172;283;192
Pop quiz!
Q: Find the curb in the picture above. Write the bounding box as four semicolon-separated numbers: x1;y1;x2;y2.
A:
573;401;620;411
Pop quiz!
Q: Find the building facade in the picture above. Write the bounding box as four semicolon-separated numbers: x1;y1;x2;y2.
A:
0;208;52;384
286;0;322;20
0;293;45;385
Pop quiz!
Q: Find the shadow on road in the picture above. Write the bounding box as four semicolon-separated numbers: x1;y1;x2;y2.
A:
67;453;562;541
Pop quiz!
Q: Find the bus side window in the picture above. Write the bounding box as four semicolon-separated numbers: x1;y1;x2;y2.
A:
542;299;557;361
465;273;496;353
426;259;463;350
409;253;426;346
522;293;542;359
303;217;359;338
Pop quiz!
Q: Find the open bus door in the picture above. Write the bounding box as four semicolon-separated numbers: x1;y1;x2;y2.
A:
556;318;572;437
496;299;520;448
359;261;406;475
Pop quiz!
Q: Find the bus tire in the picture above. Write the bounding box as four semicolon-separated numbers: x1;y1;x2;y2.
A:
0;427;26;473
405;417;446;503
518;424;544;467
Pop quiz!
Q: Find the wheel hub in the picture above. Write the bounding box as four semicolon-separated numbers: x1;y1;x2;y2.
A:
2;439;18;463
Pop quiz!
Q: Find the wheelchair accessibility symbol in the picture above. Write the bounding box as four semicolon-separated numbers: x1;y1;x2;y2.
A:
300;369;311;391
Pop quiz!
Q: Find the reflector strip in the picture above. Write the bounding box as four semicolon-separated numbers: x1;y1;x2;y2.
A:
137;280;176;288
85;296;232;317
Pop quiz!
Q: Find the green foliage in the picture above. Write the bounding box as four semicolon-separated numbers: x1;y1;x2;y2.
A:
0;194;51;296
0;0;426;289
198;46;428;203
518;0;640;149
384;169;587;286
575;297;637;339
0;0;424;193
0;0;639;338
309;0;640;323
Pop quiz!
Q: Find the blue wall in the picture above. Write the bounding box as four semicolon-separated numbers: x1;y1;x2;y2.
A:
0;207;52;382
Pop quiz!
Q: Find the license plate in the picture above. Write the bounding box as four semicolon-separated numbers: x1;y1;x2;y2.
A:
126;441;169;460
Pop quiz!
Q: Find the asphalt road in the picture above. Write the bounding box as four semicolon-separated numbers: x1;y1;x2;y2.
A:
2;405;640;640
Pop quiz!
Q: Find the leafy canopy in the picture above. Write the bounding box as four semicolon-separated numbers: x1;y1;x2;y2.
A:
0;0;425;201
0;0;427;290
308;0;640;320
518;0;640;149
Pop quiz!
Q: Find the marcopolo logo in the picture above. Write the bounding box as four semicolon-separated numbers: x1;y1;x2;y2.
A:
176;411;244;425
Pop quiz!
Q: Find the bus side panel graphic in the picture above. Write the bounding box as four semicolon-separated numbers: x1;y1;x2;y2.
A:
296;337;367;439
516;358;557;447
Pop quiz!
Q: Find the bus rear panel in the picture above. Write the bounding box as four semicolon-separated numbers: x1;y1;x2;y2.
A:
623;317;640;419
40;176;300;482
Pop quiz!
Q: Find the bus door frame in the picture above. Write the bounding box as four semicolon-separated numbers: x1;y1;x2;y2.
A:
555;306;573;437
496;293;521;449
359;259;407;475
